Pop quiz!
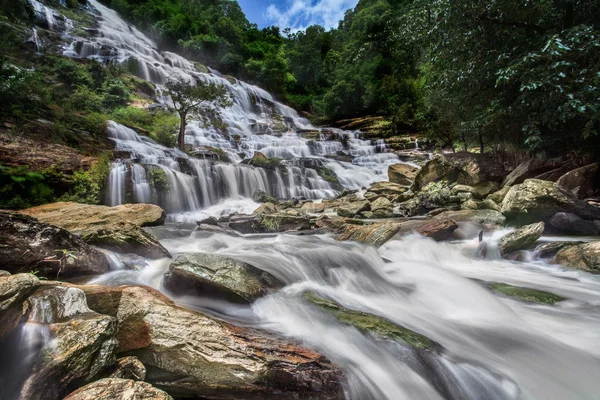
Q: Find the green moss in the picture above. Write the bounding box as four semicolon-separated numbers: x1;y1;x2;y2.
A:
194;62;209;74
60;151;112;204
260;215;283;232
248;155;284;170
489;283;566;305
304;292;436;350
315;166;340;185
150;168;169;193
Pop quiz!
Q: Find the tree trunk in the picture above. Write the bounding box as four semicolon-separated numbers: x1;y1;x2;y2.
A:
479;130;484;154
461;131;468;152
178;112;186;151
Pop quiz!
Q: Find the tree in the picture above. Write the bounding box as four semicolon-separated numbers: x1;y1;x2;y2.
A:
165;79;232;150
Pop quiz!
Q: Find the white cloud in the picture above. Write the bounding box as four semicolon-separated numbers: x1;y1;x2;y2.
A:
265;0;358;32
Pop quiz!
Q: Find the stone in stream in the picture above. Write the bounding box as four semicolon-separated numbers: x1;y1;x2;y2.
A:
433;209;506;226
533;241;582;259
387;163;419;186
498;222;545;255
414;220;459;241
500;179;600;224
252;189;279;205
549;212;600;235
252;202;277;215
488;283;565;305
80;285;344;399
0;212;110;278
336;200;370;218
163;253;284;303
555;241;600;273
0;273;40;340
108;356;147;381
64;378;172;400
20;202;170;260
336;222;401;247
18;286;118;400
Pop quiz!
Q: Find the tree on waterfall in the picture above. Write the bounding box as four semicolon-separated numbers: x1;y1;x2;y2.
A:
165;79;232;150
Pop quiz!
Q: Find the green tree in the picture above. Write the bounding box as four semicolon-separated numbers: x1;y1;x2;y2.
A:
164;79;232;150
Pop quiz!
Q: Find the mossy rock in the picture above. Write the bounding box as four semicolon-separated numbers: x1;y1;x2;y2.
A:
488;283;565;305
304;293;437;350
194;62;209;74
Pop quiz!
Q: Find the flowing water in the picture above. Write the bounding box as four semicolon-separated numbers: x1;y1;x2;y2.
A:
16;1;600;399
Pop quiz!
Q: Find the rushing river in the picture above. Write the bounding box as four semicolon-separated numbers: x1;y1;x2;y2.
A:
87;222;600;400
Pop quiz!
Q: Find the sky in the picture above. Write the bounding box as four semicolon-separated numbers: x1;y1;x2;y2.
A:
238;0;359;31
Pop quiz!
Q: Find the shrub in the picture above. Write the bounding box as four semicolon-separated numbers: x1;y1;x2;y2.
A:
111;106;152;129
54;58;94;87
150;168;169;193
0;164;54;209
61;152;112;204
69;85;104;112
102;79;130;109
151;111;178;147
0;60;50;118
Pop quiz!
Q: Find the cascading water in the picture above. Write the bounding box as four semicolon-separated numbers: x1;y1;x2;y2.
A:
59;0;405;218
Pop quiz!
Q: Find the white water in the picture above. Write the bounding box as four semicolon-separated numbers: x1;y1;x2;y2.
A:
89;228;600;400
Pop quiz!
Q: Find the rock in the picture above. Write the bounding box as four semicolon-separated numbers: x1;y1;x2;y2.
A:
451;185;478;197
549;212;600;235
108;357;147;381
460;199;479;210
336;222;401;247
0;273;40;339
367;181;407;196
197;216;218;226
371;208;394;218
0;212;109;278
260;214;312;232
478;199;501;212
252;189;279;205
336;200;370;218
253;202;277;215
534;242;582;259
501;179;600;224
19;286;118;400
301;201;330;214
64;378;172;400
555;242;600;273
502;159;545;187
414;220;458;241
487;186;511;204
433;210;506;225
388;163;419;186
228;215;261;234
81;285;344;398
412;156;459;192
498;222;545;255
473;182;499;198
488;283;565;305
456;192;475;202
79;221;170;259
22;202;166;228
20;203;170;260
369;196;393;210
555;163;599;199
164;253;283;303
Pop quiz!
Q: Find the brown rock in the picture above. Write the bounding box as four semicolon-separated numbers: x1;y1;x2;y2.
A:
555;241;600;273
415;220;458;241
109;357;147;381
388;163;419;186
64;378;172;400
0;273;40;339
337;222;401;247
556;163;599;199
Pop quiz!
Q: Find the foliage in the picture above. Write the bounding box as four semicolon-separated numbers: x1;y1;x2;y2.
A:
0;59;50;119
150;167;169;193
61;152;112;204
417;181;451;209
0;164;53;209
150;110;178;147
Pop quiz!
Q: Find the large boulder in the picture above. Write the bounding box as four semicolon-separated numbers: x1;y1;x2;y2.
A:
367;181;407;196
501;179;600;224
412;153;506;192
555;163;599;199
502;158;555;187
64;378;172;400
21;202;166;228
18;286;118;400
0;273;40;339
81;285;344;399
549;212;600;235
336;222;401;247
336;200;370;218
433;210;506;226
388;163;419;186
163;253;283;303
21;203;170;260
555;242;600;273
498;222;545;255
0;212;109;278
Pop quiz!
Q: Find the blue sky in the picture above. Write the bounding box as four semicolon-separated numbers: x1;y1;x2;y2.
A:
238;0;359;31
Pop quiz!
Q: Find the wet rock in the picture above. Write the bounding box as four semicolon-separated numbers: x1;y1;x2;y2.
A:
197;216;218;226
488;283;565;305
252;189;279;205
337;222;401;247
478;199;501;212
487;186;511;204
371;208;394;218
460;199;479;210
414;220;459;241
19;286;118;400
555;163;599;199
388;163;419;186
20;202;170;260
260;214;312;232
501;179;600;224
81;285;344;399
22;202;166;228
367;181;407;196
549;212;600;235
64;378;172;400
164;253;284;303
336;200;370;218
108;357;147;381
534;242;582;259
0;212;109;278
228;215;261;234
555;241;600;273
369;197;392;211
0;273;40;340
498;222;545;255
253;202;277;215
300;201;331;214
433;210;506;226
